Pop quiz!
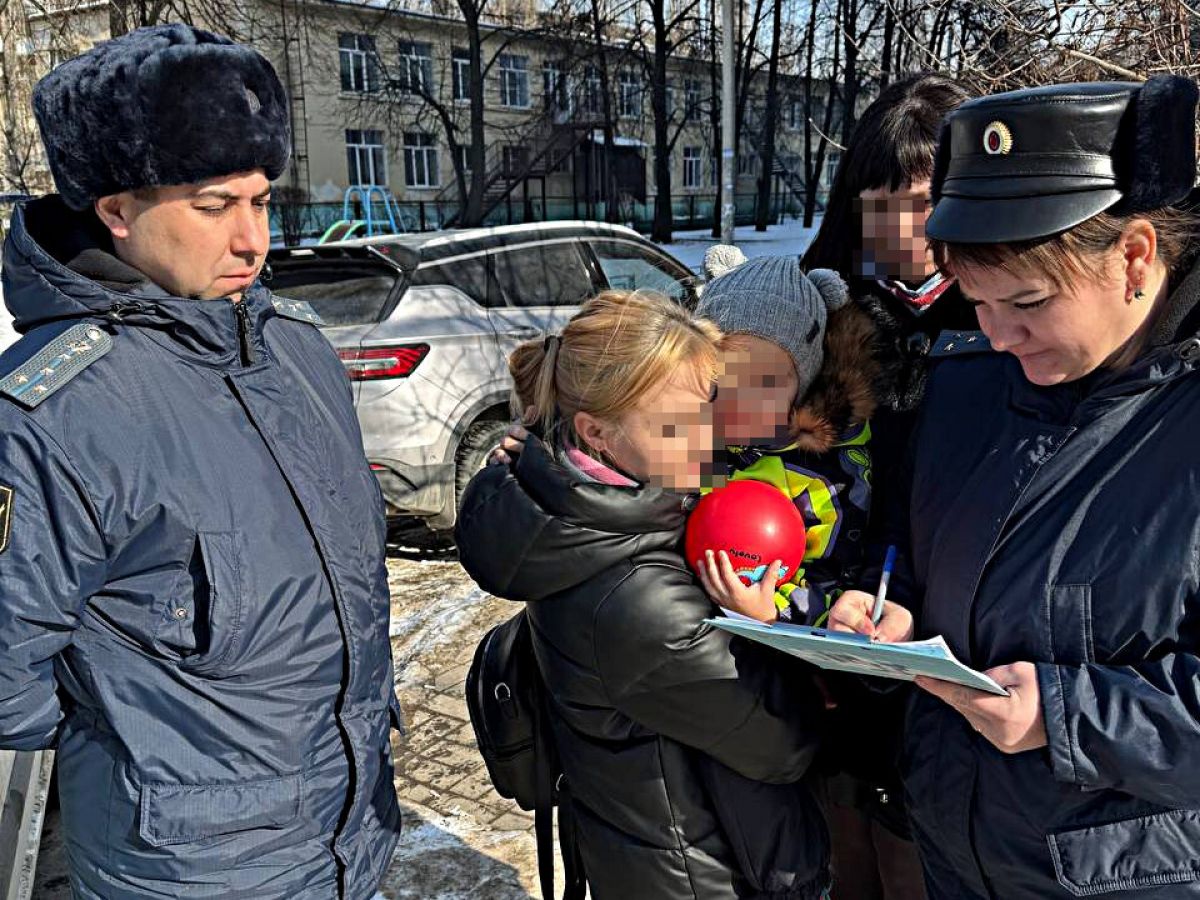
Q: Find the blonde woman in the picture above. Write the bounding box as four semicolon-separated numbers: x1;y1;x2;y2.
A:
456;291;830;900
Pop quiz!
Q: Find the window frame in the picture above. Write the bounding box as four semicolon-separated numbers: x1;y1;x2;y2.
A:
403;131;440;189
451;46;471;103
682;146;702;189
397;40;434;96
346;128;388;186
339;33;380;94
498;54;531;109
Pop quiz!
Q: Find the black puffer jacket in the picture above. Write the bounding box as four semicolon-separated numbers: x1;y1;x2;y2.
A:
896;254;1200;898
818;280;977;835
456;439;830;899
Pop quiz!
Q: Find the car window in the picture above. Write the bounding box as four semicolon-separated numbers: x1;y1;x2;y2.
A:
589;239;692;303
267;263;399;326
410;255;499;308
491;243;595;308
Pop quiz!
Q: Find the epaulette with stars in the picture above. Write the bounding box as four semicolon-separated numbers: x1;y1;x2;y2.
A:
0;323;113;409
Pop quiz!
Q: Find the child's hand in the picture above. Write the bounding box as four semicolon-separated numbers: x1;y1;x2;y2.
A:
828;590;914;642
696;549;783;623
487;409;534;466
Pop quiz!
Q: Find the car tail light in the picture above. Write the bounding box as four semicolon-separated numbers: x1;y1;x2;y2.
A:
338;344;429;381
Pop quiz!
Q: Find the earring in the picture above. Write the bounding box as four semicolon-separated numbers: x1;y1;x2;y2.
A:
1134;287;1146;300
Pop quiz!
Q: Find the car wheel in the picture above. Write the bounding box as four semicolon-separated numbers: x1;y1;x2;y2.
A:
454;417;511;514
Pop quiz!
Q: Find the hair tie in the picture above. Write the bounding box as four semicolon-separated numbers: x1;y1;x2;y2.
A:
543;334;561;353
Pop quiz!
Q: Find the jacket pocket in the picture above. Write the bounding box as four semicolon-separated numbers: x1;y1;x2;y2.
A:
1044;584;1095;665
173;531;247;676
138;772;302;848
1048;808;1200;896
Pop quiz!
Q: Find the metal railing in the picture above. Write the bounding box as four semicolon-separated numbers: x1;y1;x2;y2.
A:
270;190;811;246
0;750;54;900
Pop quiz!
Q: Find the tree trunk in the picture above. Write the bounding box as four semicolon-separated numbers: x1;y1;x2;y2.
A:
589;0;618;223
754;0;783;231
650;0;673;242
881;1;895;88
804;0;839;227
461;1;487;226
840;0;859;145
709;23;723;239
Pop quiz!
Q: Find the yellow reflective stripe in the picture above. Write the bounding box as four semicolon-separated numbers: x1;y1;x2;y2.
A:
730;456;839;560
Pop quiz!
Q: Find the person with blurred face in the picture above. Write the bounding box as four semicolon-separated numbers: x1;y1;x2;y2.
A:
0;24;402;898
455;291;832;900
829;75;1200;899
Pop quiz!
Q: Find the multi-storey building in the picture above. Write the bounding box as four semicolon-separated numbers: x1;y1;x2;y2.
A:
0;0;842;239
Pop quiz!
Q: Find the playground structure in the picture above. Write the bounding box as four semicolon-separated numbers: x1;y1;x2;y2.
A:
318;185;426;244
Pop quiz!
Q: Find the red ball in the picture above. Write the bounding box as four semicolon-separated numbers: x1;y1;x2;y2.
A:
685;479;807;589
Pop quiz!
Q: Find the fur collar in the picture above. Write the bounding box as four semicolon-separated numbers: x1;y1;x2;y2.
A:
788;302;881;452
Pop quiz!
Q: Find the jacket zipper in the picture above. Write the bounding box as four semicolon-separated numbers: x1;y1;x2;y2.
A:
234;301;256;366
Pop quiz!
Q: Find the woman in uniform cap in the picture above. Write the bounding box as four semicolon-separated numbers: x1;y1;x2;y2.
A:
828;76;1200;898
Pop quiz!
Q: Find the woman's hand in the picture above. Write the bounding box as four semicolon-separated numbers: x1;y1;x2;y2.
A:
487;416;531;466
696;549;783;623
915;662;1048;754
827;589;914;642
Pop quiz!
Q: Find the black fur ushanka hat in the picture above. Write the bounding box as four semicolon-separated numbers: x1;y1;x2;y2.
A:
33;23;291;210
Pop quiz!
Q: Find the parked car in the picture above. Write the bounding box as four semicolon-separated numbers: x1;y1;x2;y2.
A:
266;220;699;546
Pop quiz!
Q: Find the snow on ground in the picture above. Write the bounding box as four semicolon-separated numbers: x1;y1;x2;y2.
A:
661;214;823;273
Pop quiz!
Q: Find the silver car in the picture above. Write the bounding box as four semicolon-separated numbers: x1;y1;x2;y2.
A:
267;221;699;546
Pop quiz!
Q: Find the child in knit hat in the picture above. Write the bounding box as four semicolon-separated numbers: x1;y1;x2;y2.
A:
694;247;881;626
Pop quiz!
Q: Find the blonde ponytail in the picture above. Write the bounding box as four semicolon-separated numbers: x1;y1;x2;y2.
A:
508;290;720;446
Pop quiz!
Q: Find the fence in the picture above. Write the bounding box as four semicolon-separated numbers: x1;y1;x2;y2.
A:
270;190;811;246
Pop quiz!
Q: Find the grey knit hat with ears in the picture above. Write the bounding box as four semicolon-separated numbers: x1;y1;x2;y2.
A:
696;250;849;401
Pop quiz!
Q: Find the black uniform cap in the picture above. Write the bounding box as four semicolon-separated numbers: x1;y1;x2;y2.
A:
927;76;1199;244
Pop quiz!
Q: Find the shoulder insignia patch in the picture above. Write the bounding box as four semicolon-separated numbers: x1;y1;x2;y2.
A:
0;485;10;554
0;323;113;409
271;297;325;326
930;330;992;358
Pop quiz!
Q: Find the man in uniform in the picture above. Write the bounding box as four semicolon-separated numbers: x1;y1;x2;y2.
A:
0;24;403;898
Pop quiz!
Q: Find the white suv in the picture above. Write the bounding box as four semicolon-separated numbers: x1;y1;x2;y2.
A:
266;221;698;545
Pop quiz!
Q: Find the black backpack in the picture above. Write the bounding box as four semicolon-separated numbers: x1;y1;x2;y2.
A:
465;609;586;900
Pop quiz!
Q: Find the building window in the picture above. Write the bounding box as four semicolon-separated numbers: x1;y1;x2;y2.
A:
346;129;387;185
582;65;602;116
665;82;675;118
618;0;638;29
685;79;702;122
738;150;756;177
455;144;474;179
618;73;640;118
543;60;568;113
339;33;379;93
403;132;439;187
398;41;434;95
683;146;702;188
499;54;531;108
788;97;804;130
452;47;471;102
502;144;530;177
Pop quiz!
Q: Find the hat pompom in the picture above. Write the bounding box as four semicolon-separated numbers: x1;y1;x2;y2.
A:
703;244;748;281
806;268;850;311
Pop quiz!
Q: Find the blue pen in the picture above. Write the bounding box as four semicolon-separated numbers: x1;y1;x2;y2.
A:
871;545;898;625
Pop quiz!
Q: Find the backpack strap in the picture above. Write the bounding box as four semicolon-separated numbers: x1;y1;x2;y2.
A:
533;675;558;900
558;781;587;900
532;668;587;900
